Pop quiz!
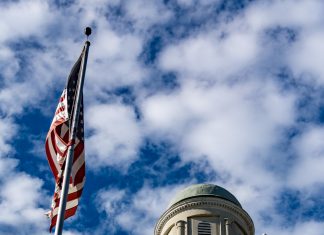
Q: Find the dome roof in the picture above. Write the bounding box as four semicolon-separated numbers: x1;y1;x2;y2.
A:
169;184;242;208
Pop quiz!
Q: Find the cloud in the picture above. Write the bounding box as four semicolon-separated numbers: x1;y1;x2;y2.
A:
243;0;324;85
0;118;16;156
97;188;126;215
0;174;46;226
122;0;173;30
86;103;142;170
289;31;324;84
289;126;324;188
0;45;72;115
0;0;59;226
176;0;221;8
0;0;52;43
245;0;324;31
0;159;49;234
142;79;296;179
0;117;48;234
96;184;186;235
262;221;324;235
159;29;258;81
0;46;19;81
87;26;146;92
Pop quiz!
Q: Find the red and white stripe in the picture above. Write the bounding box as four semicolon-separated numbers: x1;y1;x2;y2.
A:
47;181;85;231
45;89;85;232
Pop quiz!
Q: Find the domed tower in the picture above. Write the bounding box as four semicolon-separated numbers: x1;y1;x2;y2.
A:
154;184;254;235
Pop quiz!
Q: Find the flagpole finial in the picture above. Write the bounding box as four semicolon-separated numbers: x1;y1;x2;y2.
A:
84;27;92;37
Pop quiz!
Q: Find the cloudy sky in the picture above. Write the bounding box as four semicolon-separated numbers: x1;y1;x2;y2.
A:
1;0;324;234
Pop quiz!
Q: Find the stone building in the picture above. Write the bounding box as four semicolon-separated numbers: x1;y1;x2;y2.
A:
154;184;254;235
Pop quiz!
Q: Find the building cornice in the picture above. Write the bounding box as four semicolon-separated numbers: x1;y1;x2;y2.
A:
155;197;254;235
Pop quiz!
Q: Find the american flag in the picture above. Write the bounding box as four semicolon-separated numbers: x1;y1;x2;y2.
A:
45;48;86;232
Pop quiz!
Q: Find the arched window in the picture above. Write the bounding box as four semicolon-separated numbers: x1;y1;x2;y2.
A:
197;221;211;235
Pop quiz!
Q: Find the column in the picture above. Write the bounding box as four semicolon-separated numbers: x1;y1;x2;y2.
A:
176;220;186;235
224;218;230;235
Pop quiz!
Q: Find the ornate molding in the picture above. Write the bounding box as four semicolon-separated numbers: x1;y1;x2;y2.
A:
155;197;254;235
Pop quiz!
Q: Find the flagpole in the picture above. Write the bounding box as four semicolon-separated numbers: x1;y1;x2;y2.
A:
54;27;91;235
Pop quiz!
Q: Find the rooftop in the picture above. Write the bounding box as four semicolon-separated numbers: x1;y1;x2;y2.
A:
169;183;242;208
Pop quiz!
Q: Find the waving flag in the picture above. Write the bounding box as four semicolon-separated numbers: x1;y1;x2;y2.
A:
45;48;86;232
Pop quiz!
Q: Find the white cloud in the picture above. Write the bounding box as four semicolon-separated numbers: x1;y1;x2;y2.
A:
262;221;324;235
75;0;172;31
97;184;186;235
0;173;48;234
176;0;221;8
0;119;49;235
0;46;19;81
142;80;295;180
289;31;324;84
87;25;146;91
0;0;52;43
123;0;173;30
159;30;258;81
0;3;71;232
0;174;45;224
242;0;324;84
86;103;142;169
97;188;126;215
74;0;120;24
176;0;195;7
62;231;83;235
245;0;324;31
0;46;69;115
289;126;324;188
0;125;49;234
0;118;16;157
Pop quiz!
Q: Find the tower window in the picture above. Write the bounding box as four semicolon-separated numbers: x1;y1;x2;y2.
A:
198;222;211;235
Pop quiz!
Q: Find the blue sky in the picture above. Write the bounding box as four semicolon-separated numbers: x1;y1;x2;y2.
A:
0;0;324;234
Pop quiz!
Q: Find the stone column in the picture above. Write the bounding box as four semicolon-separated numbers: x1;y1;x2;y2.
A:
224;218;230;235
176;220;186;235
